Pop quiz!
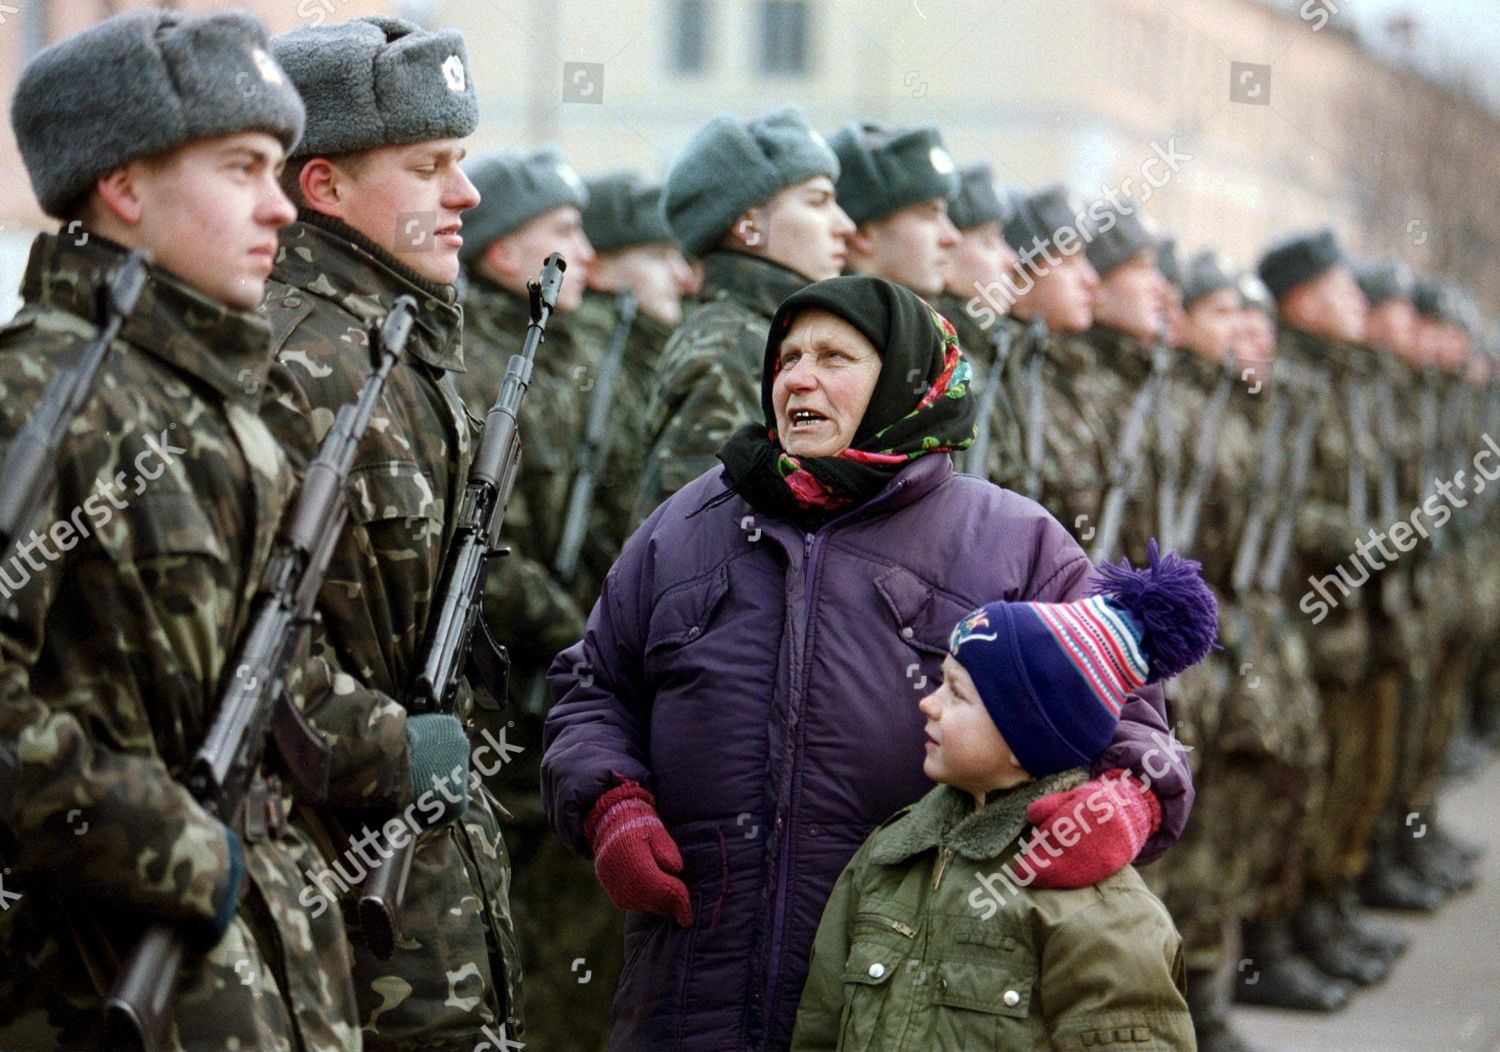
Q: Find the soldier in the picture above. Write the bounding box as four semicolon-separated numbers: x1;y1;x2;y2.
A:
827;120;960;298
988;184;1102;518
453;146;606;1050
635;107;851;519
1159;237;1188;350
1351;264;1469;913
261;17;522;1049
1072;195;1172;563
1255;230;1401;991
1215;268;1359;1016
933;162;1026;482
572;170;697;579
0;10;360;1049
1163;254;1349;1043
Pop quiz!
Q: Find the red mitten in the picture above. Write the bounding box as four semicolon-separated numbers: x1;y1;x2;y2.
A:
1010;769;1161;889
584;781;694;927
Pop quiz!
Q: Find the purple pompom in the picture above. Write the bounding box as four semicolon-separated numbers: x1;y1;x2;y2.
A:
1086;540;1219;683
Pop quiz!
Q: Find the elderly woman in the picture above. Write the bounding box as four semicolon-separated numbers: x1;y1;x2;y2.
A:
541;276;1193;1051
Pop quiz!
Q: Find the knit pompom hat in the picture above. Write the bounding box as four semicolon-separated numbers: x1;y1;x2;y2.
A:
949;542;1217;777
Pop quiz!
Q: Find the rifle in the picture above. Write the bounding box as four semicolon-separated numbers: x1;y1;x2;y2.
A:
961;320;1013;478
524;288;636;717
1018;317;1048;500
359;254;566;959
0;249;150;568
1258;365;1330;594
1090;335;1172;564
104;295;419;1052
1170;361;1234;553
1230;369;1292;597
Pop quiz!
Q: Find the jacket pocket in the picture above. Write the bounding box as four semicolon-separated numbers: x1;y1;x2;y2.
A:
344;459;443;555
93;489;228;565
838;936;903;1052
644;564;730;659
874;565;974;658
929;919;1036;1047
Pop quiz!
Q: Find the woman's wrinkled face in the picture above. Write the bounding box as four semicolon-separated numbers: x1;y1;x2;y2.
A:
772;309;883;458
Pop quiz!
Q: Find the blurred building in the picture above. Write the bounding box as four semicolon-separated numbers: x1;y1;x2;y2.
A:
4;0;1500;317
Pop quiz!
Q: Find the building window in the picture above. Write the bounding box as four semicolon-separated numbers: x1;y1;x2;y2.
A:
758;0;811;76
671;0;711;75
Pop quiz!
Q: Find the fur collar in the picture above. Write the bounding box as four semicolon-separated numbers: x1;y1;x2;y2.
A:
869;770;1087;865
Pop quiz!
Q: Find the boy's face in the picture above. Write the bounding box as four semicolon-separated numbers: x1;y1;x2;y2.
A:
918;655;1030;802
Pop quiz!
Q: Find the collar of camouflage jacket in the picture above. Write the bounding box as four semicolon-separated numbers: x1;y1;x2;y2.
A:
272;212;465;373
1086;323;1158;386
868;769;1087;865
700;249;811;321
1171;343;1226;392
21;232;276;409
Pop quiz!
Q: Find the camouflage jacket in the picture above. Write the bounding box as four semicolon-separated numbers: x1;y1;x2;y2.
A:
454;274;591;689
999;323;1161;562
935;294;1026;484
0;234;357;1051
568;287;675;595
634;250;808;522
261;214;522;1047
1275;327;1374;683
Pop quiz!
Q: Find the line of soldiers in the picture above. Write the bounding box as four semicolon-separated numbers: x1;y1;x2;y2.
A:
0;10;1494;1052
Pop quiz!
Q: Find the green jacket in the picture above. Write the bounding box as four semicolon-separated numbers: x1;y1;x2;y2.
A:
791;773;1192;1052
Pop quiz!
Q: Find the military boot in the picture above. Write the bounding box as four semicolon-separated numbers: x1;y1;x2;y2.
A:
1189;968;1261;1052
1333;884;1408;959
1292;893;1390;985
1234;918;1352;1011
1362;828;1446;911
1400;821;1478;893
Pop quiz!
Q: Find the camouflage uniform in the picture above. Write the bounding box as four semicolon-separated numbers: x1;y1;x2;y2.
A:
260;214;521;1051
453;272;614;1052
996;323;1161;562
568;286;675;590
0;234;359;1051
1145;349;1326;971
1277;329;1394;897
934;295;1025;484
633;250;808;523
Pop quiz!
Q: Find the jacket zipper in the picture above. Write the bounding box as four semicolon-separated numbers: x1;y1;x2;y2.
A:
761;481;914;1039
763;531;820;1032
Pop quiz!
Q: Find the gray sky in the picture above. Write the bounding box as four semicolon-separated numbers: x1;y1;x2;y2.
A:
1349;0;1500;69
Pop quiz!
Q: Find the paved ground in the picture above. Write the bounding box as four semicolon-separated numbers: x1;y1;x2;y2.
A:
1233;755;1500;1052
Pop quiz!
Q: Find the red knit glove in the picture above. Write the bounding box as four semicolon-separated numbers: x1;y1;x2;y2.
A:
584;780;694;927
1010;769;1161;889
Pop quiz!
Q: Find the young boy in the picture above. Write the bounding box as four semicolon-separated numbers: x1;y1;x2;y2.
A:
791;543;1216;1051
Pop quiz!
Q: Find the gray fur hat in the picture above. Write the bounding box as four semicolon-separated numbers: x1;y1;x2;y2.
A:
1084;197;1160;278
1002;183;1085;259
12;8;305;218
829;121;959;226
948;162;1004;231
271;16;477;159
459;147;588;264
663;106;840;258
582;171;673;255
1183;251;1239;308
1353;259;1415;306
1257;229;1344;300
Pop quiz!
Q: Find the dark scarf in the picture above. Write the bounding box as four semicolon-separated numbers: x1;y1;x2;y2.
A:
715;276;977;530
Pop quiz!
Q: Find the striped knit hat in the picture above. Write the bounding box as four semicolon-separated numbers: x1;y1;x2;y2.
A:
949;542;1217;777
